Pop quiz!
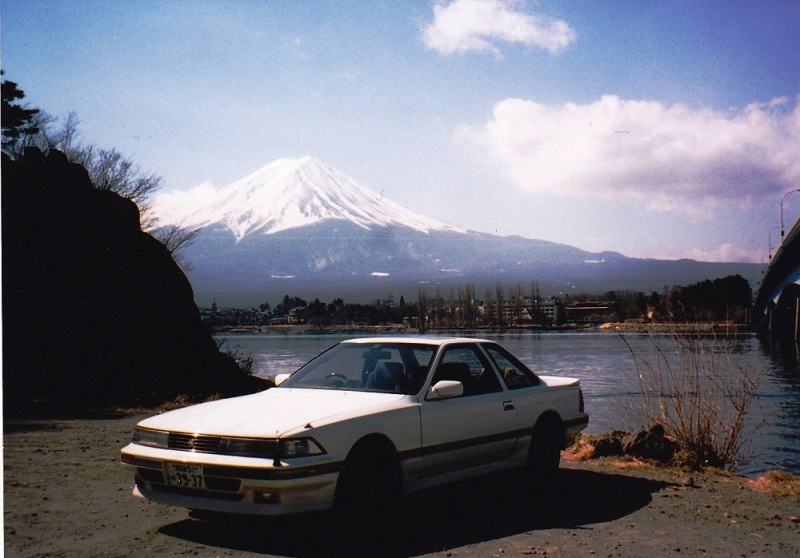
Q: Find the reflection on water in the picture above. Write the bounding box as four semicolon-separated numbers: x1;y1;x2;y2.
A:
217;331;799;476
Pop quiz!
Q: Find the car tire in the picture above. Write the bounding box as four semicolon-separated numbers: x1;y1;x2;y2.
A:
334;439;401;518
528;417;562;481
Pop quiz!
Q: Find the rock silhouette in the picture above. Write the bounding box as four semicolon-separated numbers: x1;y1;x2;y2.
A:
2;148;267;416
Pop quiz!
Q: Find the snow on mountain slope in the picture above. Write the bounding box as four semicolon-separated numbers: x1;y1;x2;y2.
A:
154;156;467;240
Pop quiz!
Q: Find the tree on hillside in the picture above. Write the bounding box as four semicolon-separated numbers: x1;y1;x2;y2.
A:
82;147;163;208
43;120;195;258
0;74;196;263
1;76;160;204
1;73;40;156
153;221;200;267
13;109;162;211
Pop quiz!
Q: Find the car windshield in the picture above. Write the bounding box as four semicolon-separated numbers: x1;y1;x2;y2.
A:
279;342;437;394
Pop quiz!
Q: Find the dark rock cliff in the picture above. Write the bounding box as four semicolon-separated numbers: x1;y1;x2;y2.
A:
2;149;267;416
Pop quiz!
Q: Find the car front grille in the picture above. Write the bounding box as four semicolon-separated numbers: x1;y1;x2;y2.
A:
163;432;279;459
134;426;282;459
168;432;222;453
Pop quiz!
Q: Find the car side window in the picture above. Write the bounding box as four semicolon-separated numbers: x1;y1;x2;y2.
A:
484;345;541;389
432;345;502;396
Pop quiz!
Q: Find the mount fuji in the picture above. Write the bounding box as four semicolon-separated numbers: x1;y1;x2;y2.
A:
153;157;761;306
158;156;467;240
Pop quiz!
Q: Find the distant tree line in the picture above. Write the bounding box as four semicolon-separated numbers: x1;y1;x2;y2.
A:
570;275;752;324
271;295;417;326
238;275;752;329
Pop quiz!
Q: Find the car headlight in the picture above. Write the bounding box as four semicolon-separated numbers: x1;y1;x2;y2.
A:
132;426;169;449
218;437;279;458
279;438;326;458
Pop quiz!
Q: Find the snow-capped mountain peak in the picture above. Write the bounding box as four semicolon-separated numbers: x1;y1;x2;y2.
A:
154;156;467;240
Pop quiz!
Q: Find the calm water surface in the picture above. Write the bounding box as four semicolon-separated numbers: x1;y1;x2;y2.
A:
217;331;799;476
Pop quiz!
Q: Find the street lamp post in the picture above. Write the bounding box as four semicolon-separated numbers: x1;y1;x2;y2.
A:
768;226;780;260
780;188;800;242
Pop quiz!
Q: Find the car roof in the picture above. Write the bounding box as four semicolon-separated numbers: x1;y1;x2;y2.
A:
341;336;493;346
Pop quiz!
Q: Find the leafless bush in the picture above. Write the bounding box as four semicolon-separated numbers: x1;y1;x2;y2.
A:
619;331;760;470
216;338;255;376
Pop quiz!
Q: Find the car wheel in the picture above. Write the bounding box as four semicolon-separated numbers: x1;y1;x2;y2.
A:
528;417;562;480
334;439;400;518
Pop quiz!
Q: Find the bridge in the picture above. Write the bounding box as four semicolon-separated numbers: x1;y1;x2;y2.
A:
754;216;800;341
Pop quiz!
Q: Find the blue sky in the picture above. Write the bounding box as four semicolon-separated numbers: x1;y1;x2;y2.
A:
2;0;799;264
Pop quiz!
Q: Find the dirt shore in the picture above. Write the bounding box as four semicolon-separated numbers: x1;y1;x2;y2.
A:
4;413;799;557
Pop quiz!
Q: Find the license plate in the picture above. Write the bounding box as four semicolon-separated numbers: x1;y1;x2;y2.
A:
166;462;205;489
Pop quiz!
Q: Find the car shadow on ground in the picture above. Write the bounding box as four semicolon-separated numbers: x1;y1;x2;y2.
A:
159;467;674;557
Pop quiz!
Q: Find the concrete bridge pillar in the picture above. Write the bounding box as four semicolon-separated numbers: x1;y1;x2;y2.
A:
768;284;800;342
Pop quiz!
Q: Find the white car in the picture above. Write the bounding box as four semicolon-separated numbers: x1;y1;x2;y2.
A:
121;337;588;516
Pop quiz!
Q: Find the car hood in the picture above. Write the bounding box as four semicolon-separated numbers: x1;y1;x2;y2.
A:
137;388;407;437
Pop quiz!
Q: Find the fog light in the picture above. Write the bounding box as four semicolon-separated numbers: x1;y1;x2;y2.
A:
254;491;280;504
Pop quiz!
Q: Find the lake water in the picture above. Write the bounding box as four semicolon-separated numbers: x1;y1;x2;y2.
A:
216;331;799;477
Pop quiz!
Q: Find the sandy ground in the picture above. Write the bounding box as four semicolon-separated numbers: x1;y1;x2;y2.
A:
4;413;799;557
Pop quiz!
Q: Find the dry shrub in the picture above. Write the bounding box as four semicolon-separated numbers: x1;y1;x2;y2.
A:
216;338;255;375
748;471;800;497
620;331;761;470
563;434;597;462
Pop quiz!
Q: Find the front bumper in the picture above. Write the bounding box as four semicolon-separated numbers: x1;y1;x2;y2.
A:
121;444;340;516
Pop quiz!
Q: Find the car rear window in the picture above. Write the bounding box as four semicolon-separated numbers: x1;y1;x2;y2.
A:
484;344;541;389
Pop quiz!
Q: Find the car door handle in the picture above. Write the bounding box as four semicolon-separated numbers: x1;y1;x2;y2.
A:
503;401;515;411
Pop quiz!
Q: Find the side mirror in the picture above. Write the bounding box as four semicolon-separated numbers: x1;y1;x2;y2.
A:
274;373;291;386
427;380;464;400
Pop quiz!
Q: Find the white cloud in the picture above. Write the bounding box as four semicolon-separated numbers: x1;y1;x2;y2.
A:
422;0;576;56
687;244;763;264
457;95;800;213
151;182;220;228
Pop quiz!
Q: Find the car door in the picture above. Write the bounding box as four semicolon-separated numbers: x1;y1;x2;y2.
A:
416;343;518;481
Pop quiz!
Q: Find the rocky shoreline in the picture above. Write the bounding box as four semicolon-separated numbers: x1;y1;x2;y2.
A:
4;413;798;557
